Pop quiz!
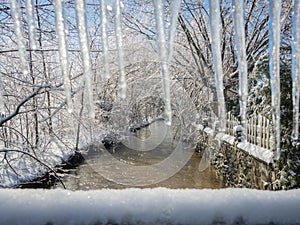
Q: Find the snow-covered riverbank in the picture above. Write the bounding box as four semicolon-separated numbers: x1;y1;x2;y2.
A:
0;141;76;188
0;187;299;225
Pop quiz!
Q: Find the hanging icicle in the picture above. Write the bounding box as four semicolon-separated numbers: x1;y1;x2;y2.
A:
10;0;29;75
292;0;300;142
101;0;110;80
208;0;226;132
269;0;282;160
232;0;248;139
0;72;5;113
115;0;126;99
75;0;95;119
167;0;181;62
26;0;37;50
55;0;73;113
153;0;172;125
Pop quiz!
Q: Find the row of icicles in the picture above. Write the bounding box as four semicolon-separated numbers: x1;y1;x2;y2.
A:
2;0;300;161
3;0;180;124
209;0;300;161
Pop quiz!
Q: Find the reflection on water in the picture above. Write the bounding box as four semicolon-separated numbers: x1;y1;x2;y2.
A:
56;121;224;190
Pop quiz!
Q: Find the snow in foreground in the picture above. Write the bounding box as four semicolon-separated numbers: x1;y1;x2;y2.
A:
0;188;299;225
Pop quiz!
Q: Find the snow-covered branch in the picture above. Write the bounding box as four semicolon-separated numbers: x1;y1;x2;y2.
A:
0;85;51;126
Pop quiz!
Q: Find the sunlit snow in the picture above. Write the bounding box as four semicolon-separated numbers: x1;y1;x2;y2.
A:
0;188;299;225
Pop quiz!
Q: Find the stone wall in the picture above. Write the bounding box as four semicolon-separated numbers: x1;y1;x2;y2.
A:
196;129;280;190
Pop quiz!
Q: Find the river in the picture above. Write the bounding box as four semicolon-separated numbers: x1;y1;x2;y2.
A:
56;121;224;190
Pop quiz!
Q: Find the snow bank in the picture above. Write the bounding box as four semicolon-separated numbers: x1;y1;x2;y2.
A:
0;188;299;225
0;138;75;188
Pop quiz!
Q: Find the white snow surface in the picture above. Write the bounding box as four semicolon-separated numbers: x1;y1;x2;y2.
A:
201;127;273;164
237;141;274;164
0;188;299;225
0;140;74;188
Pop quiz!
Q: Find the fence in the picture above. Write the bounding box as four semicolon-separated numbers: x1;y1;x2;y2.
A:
207;112;274;150
246;114;274;150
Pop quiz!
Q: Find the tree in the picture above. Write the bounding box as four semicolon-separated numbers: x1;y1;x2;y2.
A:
0;0;86;187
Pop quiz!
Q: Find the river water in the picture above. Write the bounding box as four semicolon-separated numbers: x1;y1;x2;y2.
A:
56;121;224;190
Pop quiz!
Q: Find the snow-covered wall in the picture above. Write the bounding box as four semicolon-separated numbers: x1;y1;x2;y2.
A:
0;188;299;225
197;129;279;190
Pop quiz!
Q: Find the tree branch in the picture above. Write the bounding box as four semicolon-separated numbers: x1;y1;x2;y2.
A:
0;85;51;126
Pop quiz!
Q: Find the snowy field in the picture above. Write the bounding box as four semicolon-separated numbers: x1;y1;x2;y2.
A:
0;188;299;225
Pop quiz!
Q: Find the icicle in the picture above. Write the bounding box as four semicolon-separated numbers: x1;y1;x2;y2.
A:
292;0;300;142
167;0;181;62
55;0;73;113
153;0;172;125
107;5;113;12
101;0;110;79
25;0;37;50
232;0;248;139
75;0;95;119
115;0;126;99
208;0;226;132
269;0;281;160
0;72;5;112
10;0;29;75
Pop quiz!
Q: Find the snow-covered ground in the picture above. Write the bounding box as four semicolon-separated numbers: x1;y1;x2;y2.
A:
0;140;75;188
0;187;299;225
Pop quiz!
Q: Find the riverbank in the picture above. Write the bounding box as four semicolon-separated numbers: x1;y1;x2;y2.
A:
0;147;82;188
17;151;84;189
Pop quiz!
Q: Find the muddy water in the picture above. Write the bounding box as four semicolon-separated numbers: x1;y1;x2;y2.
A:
56;122;224;190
